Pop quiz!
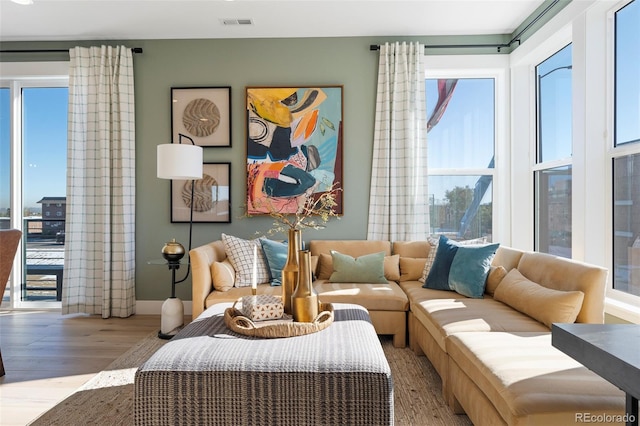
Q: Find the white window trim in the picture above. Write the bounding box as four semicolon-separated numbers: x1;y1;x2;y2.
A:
604;0;640;323
512;0;639;323
1;61;68;310
425;54;510;244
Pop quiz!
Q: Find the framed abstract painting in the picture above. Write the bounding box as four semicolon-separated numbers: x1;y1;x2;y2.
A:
171;87;232;147
245;86;344;215
171;162;231;223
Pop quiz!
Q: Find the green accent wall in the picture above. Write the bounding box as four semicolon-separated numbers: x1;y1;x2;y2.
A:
0;0;567;300
0;34;534;302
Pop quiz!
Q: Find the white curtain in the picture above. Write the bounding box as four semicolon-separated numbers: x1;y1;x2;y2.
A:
367;42;429;241
62;46;136;318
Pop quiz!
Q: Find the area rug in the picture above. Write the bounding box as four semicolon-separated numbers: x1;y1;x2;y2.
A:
29;333;471;425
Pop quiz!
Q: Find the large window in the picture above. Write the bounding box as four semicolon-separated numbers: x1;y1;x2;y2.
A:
534;44;572;258
426;78;495;241
1;63;68;308
612;0;640;298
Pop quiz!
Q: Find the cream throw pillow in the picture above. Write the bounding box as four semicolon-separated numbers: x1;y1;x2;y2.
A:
384;254;401;281
399;257;427;281
493;268;585;328
485;265;508;295
210;259;235;292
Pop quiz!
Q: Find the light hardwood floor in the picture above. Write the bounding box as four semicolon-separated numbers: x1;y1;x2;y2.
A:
0;310;168;426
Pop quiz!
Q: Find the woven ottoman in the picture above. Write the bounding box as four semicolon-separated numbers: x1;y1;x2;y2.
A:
134;303;393;426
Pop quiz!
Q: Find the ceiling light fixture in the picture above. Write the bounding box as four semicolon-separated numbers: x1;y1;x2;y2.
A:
11;0;34;5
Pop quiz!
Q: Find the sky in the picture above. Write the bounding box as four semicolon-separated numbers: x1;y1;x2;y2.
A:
0;87;68;209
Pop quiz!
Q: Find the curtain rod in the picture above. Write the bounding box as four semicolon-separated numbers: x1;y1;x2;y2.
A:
370;0;559;53
0;47;143;54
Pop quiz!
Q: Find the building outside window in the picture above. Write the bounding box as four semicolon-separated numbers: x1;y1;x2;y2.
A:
534;43;573;258
612;0;640;298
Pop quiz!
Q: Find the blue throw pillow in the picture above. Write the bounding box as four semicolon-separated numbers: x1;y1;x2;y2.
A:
423;235;459;290
448;243;500;298
259;239;288;286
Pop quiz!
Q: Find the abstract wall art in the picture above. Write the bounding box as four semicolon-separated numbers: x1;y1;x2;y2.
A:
245;86;344;215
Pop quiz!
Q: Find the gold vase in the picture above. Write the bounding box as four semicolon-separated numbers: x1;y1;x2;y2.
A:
292;250;318;323
281;229;301;315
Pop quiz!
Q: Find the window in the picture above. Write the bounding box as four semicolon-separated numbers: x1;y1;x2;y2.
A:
426;77;496;241
612;0;640;298
1;62;68;308
534;44;572;258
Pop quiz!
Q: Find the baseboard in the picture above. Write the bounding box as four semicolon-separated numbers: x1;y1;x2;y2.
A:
136;299;193;316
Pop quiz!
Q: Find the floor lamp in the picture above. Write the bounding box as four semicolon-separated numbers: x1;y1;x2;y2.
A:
156;134;203;339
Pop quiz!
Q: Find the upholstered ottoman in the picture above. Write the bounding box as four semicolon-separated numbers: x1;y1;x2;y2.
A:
134;303;393;426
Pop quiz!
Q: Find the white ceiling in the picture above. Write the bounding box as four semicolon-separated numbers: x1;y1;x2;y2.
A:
0;0;545;42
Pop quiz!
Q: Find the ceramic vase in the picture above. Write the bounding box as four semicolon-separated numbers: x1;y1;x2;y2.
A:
281;228;301;315
292;250;319;322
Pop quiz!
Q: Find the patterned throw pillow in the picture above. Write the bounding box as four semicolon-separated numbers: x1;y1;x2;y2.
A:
418;237;440;283
221;233;271;287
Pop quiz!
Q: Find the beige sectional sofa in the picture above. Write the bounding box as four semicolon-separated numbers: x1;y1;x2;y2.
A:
190;238;626;425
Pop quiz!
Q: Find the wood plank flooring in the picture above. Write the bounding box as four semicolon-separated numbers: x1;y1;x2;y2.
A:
0;310;167;426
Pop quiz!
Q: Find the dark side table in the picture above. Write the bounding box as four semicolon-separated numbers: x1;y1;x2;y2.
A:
552;323;640;426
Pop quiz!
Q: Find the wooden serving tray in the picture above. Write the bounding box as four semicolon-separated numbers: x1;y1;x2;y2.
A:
224;302;334;338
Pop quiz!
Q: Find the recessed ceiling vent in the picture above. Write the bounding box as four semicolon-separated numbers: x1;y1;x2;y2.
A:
221;18;253;26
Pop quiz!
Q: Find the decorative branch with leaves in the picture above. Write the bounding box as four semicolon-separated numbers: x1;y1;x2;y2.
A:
248;183;342;237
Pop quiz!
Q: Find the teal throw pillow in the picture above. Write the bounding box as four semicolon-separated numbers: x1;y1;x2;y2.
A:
329;251;388;284
260;239;288;286
448;243;500;298
423;235;459;290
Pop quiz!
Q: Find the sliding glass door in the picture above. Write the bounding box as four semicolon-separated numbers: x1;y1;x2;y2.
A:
1;64;68;308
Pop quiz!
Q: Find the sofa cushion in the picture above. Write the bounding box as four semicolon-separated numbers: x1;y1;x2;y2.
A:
260;238;287;285
313;279;409;311
410;297;549;352
448;243;500;298
210;259;235;291
399;257;426;281
392;240;431;258
494;268;585;329
446;332;625;425
329;251;388;284
221;233;271;287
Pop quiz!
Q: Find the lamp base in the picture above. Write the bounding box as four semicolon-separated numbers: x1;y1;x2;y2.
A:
158;297;184;340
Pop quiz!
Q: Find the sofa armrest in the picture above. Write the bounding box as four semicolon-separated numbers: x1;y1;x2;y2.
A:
190;241;226;320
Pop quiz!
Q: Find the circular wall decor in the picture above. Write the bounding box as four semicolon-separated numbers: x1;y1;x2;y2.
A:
182;174;218;212
182;98;221;137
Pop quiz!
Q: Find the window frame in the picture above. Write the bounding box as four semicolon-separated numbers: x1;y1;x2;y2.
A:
424;55;510;244
606;0;640;318
533;43;573;257
1;61;69;310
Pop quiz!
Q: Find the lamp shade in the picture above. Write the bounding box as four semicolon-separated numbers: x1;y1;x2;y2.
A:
157;144;203;180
